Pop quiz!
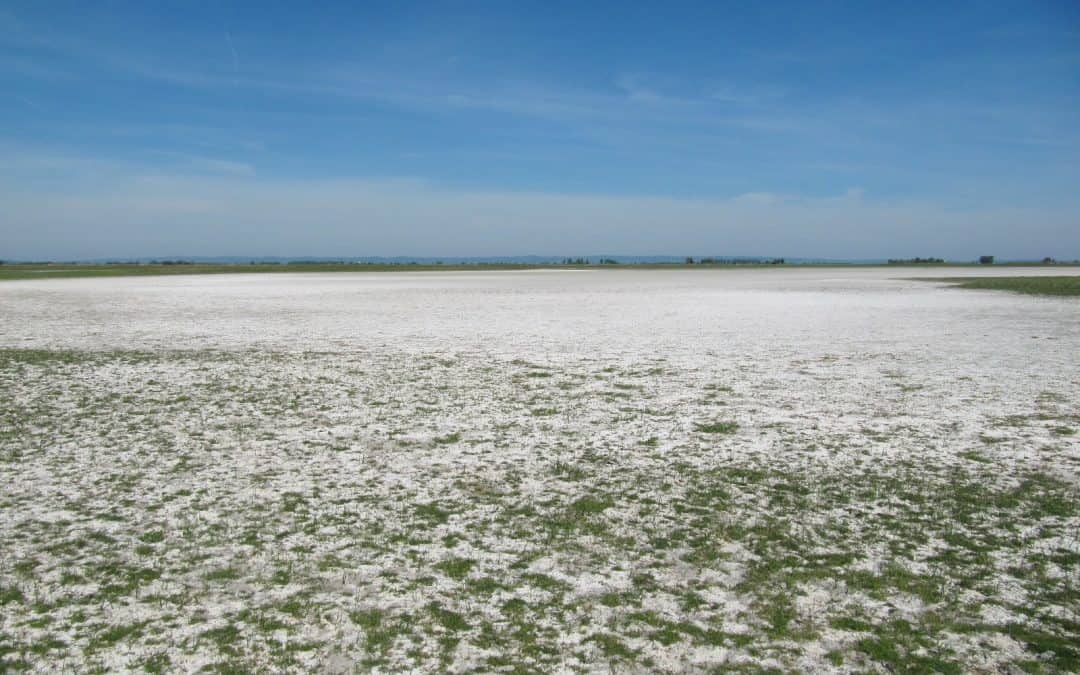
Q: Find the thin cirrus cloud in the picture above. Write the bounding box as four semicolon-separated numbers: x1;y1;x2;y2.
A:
1;16;812;133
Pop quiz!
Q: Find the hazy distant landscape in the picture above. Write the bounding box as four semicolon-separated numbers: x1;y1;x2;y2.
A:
1;267;1077;672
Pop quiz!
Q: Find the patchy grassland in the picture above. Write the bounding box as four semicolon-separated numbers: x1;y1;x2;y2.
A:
925;276;1080;297
0;263;545;282
3;262;1078;283
1;347;1076;673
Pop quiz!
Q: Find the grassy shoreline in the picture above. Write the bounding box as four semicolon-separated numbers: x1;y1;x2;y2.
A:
923;276;1080;297
0;262;538;281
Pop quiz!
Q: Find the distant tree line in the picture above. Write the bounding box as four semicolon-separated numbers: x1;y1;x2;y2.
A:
685;257;785;265
9;256;1076;269
888;257;945;264
102;260;196;265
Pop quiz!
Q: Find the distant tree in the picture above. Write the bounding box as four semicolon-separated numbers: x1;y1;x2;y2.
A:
888;257;944;264
979;255;995;265
1043;257;1056;264
685;257;694;264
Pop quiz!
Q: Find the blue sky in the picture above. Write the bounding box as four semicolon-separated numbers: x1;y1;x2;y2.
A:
2;1;1078;259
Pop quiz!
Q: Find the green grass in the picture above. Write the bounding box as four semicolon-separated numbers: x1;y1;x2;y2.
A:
435;558;476;580
924;276;1080;296
694;421;740;434
587;633;638;660
203;567;241;582
0;348;94;367
0;586;25;605
428;603;470;631
0;262;545;281
3;262;1076;283
349;609;411;655
570;496;613;515
415;502;451;525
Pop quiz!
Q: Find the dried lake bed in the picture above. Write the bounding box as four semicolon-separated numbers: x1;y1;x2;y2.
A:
1;267;1078;673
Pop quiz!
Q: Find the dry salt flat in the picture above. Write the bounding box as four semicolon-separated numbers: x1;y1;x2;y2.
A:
0;267;1077;673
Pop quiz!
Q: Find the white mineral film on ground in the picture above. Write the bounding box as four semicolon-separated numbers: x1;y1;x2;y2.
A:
0;267;1077;672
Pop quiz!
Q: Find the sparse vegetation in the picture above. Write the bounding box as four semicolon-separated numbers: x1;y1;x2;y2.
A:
694;420;740;434
925;276;1080;296
1;270;1077;672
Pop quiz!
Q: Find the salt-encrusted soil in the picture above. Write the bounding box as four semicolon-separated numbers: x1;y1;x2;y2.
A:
0;268;1077;673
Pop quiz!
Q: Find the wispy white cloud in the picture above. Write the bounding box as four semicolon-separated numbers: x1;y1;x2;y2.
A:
13;94;41;110
181;155;255;176
1;16;800;134
4;58;73;81
17;7;1062;162
0;144;254;180
225;30;238;73
101;124;266;152
707;83;787;105
2;151;1076;260
614;74;677;104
